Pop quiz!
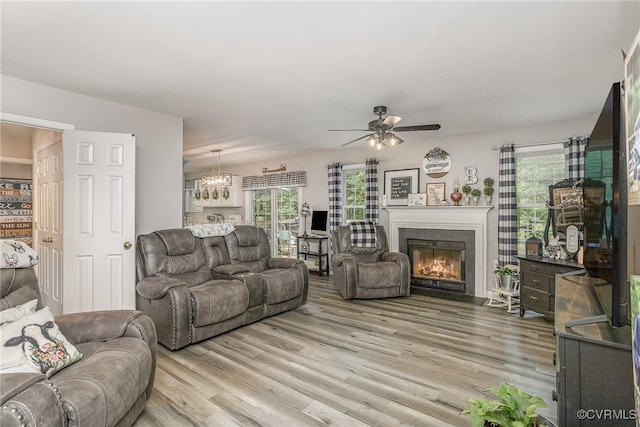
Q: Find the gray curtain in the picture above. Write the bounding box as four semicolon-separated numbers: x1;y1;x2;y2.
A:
365;158;380;223
563;136;589;181
498;145;517;266
328;162;343;232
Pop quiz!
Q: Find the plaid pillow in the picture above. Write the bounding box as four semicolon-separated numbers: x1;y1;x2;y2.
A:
349;221;377;248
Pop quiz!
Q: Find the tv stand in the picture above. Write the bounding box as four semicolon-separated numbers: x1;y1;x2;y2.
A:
555;274;633;426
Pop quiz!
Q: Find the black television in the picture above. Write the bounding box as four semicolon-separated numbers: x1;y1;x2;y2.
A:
310;210;328;236
582;82;630;327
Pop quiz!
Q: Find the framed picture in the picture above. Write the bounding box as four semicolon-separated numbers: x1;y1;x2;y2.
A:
384;168;419;206
426;182;446;205
408;193;427;206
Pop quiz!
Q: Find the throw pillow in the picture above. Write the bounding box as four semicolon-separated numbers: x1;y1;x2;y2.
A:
0;307;82;377
1;240;38;269
0;299;38;326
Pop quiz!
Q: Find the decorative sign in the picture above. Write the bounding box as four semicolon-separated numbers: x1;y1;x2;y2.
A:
423;147;451;178
565;225;580;255
426;182;446;205
464;166;478;184
408;193;426;206
383;169;419;206
0;179;33;246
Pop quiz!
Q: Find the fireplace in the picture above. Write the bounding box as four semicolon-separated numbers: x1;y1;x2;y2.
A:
385;206;493;297
408;239;466;292
400;228;475;295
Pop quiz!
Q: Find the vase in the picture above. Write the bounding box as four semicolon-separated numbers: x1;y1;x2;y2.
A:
472;195;480;206
485;195;492;205
450;189;463;206
463;195;471;205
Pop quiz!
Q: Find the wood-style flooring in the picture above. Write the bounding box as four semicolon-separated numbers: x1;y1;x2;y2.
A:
133;276;557;427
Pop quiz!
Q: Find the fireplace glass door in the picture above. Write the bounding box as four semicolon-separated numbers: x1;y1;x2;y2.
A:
408;239;465;292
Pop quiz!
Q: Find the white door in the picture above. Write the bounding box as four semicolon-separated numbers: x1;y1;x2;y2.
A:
34;140;64;315
63;131;136;313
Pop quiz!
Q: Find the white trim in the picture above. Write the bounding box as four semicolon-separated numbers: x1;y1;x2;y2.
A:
0;156;33;165
385;206;493;298
0;113;74;130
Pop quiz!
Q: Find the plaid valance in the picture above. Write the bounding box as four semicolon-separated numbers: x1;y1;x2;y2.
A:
242;171;307;190
349;221;377;248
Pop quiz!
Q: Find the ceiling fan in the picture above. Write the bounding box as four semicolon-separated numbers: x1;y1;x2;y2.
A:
330;105;441;150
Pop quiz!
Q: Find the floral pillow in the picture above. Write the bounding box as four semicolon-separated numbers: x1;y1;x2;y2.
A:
0;307;82;377
0;299;38;326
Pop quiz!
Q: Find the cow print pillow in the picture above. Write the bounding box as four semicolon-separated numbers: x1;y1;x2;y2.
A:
0;307;82;377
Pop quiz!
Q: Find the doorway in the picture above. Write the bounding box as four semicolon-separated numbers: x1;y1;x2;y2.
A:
250;187;300;257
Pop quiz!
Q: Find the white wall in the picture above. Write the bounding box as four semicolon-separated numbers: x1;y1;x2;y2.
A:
194;113;597;277
1;76;184;234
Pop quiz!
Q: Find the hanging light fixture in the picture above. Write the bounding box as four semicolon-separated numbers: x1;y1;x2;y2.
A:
201;149;232;187
368;132;403;150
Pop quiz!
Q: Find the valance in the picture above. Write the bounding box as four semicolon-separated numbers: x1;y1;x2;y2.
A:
242;171;307;190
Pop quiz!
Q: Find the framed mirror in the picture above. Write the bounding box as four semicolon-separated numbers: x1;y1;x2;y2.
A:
544;179;583;245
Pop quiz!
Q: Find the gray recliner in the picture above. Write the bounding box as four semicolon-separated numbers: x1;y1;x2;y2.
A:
331;225;410;299
0;267;157;427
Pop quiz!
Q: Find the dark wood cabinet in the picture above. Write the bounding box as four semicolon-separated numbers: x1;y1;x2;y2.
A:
517;256;581;319
555;274;633;426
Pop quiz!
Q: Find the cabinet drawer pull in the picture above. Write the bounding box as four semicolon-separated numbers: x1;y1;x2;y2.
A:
531;279;540;285
529;296;539;302
529;265;538;271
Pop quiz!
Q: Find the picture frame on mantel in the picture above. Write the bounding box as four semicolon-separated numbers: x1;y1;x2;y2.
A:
384;168;419;206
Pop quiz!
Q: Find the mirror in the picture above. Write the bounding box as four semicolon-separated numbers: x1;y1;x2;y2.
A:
544;179;583;246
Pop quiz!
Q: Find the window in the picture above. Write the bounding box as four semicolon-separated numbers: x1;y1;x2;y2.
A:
515;146;566;254
250;187;300;257
343;165;365;223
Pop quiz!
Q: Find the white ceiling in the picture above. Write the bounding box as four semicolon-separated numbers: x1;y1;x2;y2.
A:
1;1;638;172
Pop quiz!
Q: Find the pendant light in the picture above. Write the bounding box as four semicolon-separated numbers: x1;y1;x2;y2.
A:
201;149;232;187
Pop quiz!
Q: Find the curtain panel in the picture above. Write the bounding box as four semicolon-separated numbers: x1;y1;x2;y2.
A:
328;163;343;232
365;158;380;223
563;136;589;181
242;171;307;190
498;145;518;266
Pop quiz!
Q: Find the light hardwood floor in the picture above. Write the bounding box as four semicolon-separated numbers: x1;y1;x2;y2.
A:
134;277;557;427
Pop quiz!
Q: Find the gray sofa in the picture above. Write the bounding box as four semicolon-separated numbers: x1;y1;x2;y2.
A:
135;225;308;350
331;225;410;299
0;266;157;427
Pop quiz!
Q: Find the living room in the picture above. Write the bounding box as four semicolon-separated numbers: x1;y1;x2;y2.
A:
2;2;640;426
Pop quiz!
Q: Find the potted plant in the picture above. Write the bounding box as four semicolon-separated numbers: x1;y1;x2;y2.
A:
484;178;495;205
471;188;482;205
462;185;472;205
494;265;516;289
462;383;549;427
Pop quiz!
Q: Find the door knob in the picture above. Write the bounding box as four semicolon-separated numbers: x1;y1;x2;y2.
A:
42;237;53;243
124;241;132;250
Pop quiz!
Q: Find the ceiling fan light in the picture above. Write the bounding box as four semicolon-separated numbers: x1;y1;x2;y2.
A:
388;136;397;146
375;141;384;151
367;136;376;147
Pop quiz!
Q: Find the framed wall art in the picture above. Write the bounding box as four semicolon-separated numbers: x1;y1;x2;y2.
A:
408;193;427;206
422;147;451;178
384;168;419;206
426;182;446;205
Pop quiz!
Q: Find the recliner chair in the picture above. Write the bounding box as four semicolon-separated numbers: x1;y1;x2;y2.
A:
331;224;410;299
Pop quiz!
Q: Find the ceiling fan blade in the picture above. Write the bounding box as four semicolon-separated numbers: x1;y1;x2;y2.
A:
393;124;441;132
341;134;372;147
382;114;402;129
329;129;369;132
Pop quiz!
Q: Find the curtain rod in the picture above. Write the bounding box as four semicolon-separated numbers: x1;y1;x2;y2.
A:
491;136;588;151
326;158;385;168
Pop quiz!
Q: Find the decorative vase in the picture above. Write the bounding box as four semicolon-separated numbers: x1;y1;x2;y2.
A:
463;195;471;205
472;195;480;206
485;195;492;205
450;189;463;206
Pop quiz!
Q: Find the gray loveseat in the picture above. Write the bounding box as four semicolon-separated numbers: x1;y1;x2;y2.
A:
135;225;308;350
0;266;157;427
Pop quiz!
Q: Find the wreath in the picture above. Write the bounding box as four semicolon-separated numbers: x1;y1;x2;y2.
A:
212;188;219;200
222;187;230;200
202;189;210;200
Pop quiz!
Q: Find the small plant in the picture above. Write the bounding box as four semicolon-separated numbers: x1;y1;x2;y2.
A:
493;266;515;276
462;185;472;195
471;188;482;197
484;177;495;187
462;383;548;427
484;186;494;196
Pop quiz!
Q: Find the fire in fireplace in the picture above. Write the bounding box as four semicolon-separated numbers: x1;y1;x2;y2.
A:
408;239;466;292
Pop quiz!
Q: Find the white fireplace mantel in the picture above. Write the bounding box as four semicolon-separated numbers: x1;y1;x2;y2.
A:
384;206;494;298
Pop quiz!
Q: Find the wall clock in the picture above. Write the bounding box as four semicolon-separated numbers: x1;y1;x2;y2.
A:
422;147;451;178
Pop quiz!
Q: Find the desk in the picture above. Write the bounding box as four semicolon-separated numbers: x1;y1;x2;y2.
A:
297;235;329;276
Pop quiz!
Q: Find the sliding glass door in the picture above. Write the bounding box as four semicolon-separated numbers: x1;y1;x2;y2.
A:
250;187;300;257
